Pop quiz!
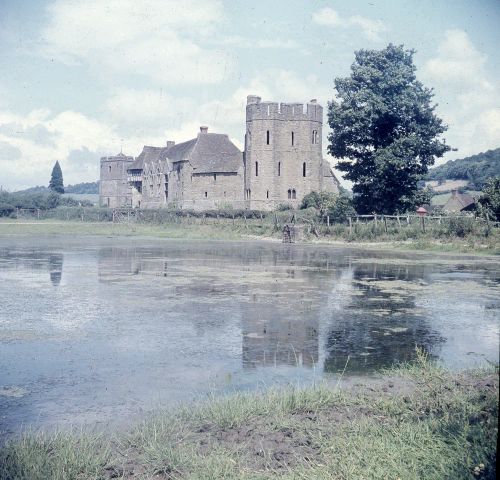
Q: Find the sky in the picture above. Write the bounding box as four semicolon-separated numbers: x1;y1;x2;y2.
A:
0;0;499;190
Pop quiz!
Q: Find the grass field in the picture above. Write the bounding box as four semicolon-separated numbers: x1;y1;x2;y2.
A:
1;217;499;255
1;351;497;479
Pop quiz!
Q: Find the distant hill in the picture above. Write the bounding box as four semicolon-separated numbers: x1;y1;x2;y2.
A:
15;181;99;195
65;182;99;194
426;148;500;189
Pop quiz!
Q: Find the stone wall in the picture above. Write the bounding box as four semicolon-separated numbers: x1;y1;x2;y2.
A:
99;154;133;208
166;163;244;210
244;96;327;211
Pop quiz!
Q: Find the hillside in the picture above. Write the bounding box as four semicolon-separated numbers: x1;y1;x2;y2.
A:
15;181;99;195
426;148;500;189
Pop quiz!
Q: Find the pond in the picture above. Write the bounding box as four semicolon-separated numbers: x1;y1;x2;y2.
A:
0;236;498;435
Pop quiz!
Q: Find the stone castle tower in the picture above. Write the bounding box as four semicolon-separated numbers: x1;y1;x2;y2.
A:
244;95;334;210
99;152;134;208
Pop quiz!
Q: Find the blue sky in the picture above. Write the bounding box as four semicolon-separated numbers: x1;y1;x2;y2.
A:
0;0;499;190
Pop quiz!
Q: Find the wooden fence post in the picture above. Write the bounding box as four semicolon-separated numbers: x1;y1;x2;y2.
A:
37;209;40;220
397;216;402;229
327;215;330;227
421;215;425;233
348;217;353;235
383;215;388;233
406;215;410;225
374;214;378;227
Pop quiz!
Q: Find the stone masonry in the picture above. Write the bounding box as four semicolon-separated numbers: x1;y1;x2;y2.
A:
99;152;134;208
99;95;339;211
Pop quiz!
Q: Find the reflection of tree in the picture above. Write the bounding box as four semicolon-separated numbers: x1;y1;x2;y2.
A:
49;254;63;286
323;263;444;374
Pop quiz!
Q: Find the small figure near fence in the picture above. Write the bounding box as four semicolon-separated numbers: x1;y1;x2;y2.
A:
282;224;295;243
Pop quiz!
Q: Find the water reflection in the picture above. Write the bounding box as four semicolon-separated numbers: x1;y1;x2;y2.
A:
1;238;498;435
49;254;63;286
0;249;64;286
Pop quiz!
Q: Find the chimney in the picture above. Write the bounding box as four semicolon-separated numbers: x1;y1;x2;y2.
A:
166;141;175;148
247;95;261;105
451;189;458;197
309;99;317;104
200;126;208;134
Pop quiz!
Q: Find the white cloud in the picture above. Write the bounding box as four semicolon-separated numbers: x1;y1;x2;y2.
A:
422;29;500;159
312;7;386;42
41;0;233;85
0;109;119;189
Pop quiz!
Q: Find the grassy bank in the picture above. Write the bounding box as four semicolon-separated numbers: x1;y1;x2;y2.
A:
1;217;499;255
1;353;498;479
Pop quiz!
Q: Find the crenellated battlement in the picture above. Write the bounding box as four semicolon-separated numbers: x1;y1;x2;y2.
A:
246;95;323;123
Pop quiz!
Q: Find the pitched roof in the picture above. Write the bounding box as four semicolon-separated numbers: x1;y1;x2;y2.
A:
164;138;197;163
129;145;173;171
165;133;242;173
321;161;340;185
443;190;476;212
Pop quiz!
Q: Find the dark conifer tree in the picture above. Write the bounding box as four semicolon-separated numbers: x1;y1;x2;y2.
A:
49;161;64;194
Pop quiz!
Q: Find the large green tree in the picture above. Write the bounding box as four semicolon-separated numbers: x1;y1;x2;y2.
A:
49;161;64;194
328;44;451;214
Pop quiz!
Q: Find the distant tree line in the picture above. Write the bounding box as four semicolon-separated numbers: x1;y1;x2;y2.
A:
425;148;500;190
15;181;99;195
0;191;93;217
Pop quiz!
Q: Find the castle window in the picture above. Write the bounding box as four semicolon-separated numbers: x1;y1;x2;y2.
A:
255;161;259;176
312;130;318;144
292;189;297;199
214;173;217;181
224;191;226;197
278;162;281;176
303;162;307;177
109;165;111;172
291;132;294;146
205;191;208;198
266;130;270;145
266;190;269;199
287;189;292;199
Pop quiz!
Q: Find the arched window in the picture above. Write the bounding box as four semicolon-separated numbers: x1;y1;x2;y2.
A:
291;131;294;146
204;191;208;198
255;161;259;176
266;130;270;145
303;162;306;177
292;189;296;199
214;173;217;181
266;190;269;199
312;130;318;144
278;162;281;176
287;189;292;199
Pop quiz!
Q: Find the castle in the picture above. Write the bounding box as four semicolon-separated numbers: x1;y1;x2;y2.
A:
99;95;339;211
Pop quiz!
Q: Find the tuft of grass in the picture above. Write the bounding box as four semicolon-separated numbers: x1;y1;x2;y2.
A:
0;430;110;480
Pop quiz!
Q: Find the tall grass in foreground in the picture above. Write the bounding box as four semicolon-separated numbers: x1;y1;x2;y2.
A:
1;351;497;480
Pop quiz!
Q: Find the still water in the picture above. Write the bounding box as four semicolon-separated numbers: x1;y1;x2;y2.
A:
0;237;499;435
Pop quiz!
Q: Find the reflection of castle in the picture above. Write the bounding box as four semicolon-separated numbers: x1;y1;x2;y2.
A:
96;243;445;375
49;254;63;286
